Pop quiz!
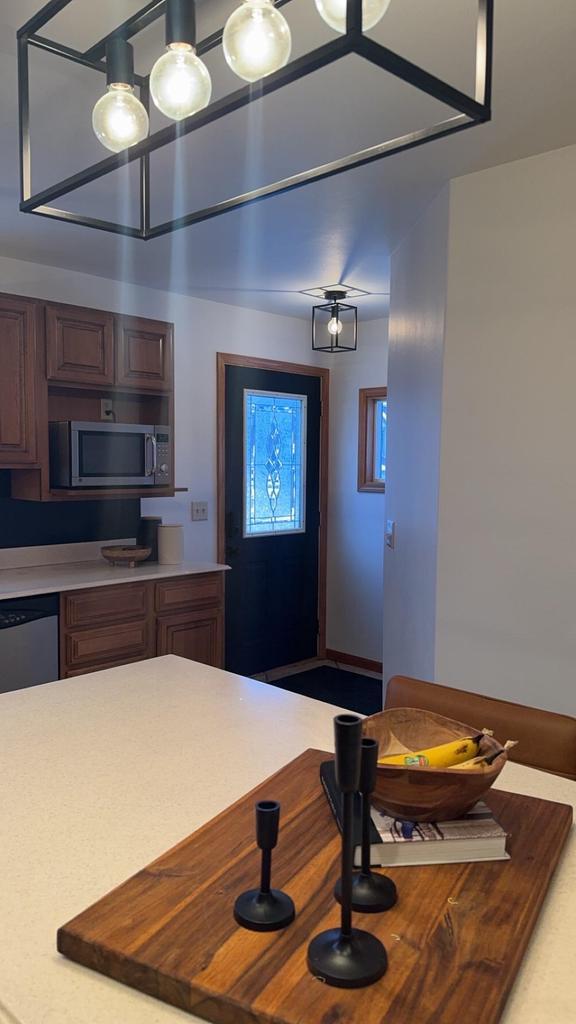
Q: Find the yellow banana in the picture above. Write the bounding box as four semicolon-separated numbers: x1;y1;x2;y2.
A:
448;739;518;770
377;734;484;769
449;755;489;771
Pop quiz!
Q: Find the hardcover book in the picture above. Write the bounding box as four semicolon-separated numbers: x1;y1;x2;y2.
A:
320;760;510;867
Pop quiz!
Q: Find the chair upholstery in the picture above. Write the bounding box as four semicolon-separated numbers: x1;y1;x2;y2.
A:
385;675;576;781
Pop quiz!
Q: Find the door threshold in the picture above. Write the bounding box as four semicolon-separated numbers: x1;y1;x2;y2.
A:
252;657;382;683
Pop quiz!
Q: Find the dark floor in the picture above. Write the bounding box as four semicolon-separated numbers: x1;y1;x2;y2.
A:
265;666;383;715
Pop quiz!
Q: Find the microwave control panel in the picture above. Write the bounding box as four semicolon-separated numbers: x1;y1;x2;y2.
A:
155;430;171;484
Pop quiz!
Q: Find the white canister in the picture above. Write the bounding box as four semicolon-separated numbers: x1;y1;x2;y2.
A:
158;524;184;565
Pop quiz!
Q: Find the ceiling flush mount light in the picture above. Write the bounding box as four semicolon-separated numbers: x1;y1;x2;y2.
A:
150;0;211;121
312;287;358;353
17;1;493;239
92;38;149;153
315;0;392;34
223;0;292;83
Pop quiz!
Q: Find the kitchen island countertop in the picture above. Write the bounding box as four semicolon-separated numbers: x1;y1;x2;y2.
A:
0;655;574;1024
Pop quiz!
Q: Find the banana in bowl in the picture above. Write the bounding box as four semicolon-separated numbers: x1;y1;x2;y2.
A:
363;708;512;822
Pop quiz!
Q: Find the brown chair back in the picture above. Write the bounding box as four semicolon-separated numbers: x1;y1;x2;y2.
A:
385;675;576;781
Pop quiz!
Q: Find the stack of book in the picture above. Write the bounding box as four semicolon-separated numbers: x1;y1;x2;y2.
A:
320;760;509;867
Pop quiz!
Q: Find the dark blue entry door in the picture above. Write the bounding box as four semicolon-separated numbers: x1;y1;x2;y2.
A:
224;364;321;676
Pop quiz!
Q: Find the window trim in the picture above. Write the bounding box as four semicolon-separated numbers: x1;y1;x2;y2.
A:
358;386;387;493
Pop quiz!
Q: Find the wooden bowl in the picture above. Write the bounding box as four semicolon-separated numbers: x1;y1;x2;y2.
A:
362;707;508;822
100;545;151;568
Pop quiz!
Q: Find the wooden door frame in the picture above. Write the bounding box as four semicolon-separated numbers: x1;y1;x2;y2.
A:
217;352;330;659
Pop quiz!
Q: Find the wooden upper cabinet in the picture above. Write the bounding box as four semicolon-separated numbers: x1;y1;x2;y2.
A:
0;294;39;465
46;303;114;386
115;317;173;391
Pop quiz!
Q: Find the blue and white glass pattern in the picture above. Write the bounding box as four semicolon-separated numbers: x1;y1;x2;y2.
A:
244;390;307;536
374;398;387;483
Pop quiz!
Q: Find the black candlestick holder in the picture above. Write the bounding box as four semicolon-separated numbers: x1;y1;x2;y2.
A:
234;800;295;932
335;737;398;913
307;715;388;988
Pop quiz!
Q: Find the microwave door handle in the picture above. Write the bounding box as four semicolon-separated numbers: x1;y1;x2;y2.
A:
145;434;156;477
151;434;158;474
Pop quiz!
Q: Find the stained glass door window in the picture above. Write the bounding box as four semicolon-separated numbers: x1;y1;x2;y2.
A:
243;389;307;536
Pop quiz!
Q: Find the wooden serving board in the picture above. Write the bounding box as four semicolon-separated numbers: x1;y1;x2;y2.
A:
58;749;573;1024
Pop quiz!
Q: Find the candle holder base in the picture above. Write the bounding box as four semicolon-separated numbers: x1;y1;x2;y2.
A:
307;928;387;988
335;872;397;914
234;889;295;932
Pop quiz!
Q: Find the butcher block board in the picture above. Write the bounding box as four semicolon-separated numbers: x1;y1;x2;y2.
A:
57;748;573;1024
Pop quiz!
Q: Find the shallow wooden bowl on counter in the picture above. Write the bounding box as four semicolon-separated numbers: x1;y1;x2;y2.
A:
362;707;508;822
100;545;151;568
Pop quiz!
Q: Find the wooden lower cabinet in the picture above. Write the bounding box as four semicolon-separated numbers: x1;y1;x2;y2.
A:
156;607;223;666
62;581;150;629
63;620;153;672
59;573;224;678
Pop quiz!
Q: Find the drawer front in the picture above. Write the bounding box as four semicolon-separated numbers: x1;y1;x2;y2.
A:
64;621;152;669
63;654;150;678
62;582;150;629
155;574;223;614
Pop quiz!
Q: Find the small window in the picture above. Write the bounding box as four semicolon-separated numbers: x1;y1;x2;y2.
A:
243;389;307;536
358;387;387;492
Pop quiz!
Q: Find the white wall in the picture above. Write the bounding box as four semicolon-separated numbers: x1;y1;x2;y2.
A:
0;255;311;564
383;189;449;685
322;320;388;664
384;145;576;715
435;146;576;715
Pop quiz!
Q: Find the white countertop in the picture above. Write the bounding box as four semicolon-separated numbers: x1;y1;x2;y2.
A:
0;560;229;601
0;656;573;1024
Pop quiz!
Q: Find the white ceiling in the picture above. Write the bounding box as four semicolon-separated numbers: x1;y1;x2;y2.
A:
0;0;575;320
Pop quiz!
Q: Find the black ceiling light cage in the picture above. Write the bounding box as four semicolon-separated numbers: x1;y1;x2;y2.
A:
312;288;358;353
17;0;493;240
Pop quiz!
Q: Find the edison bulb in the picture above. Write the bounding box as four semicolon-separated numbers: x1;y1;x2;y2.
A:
314;0;392;33
328;316;343;336
92;85;149;153
223;0;291;83
150;43;212;121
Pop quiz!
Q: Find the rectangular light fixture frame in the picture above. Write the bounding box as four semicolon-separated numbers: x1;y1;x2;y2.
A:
17;0;493;239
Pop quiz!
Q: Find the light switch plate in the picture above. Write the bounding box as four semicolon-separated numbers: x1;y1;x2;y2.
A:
385;520;395;549
191;501;208;522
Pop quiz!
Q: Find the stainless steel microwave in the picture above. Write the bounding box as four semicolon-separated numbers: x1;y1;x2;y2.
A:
49;421;172;489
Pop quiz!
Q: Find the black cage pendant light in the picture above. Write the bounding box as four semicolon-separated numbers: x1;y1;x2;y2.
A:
17;0;493;239
312;288;358;353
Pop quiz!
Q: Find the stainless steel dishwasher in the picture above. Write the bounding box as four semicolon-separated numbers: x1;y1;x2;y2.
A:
0;594;59;693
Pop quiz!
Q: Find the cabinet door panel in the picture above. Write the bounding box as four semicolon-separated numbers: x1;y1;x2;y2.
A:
64;620;152;670
116;317;173;391
62;582;150;629
0;296;38;465
46;303;114;385
157;608;223;668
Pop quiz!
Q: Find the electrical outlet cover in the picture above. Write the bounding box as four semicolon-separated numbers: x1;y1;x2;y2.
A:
191;502;208;522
